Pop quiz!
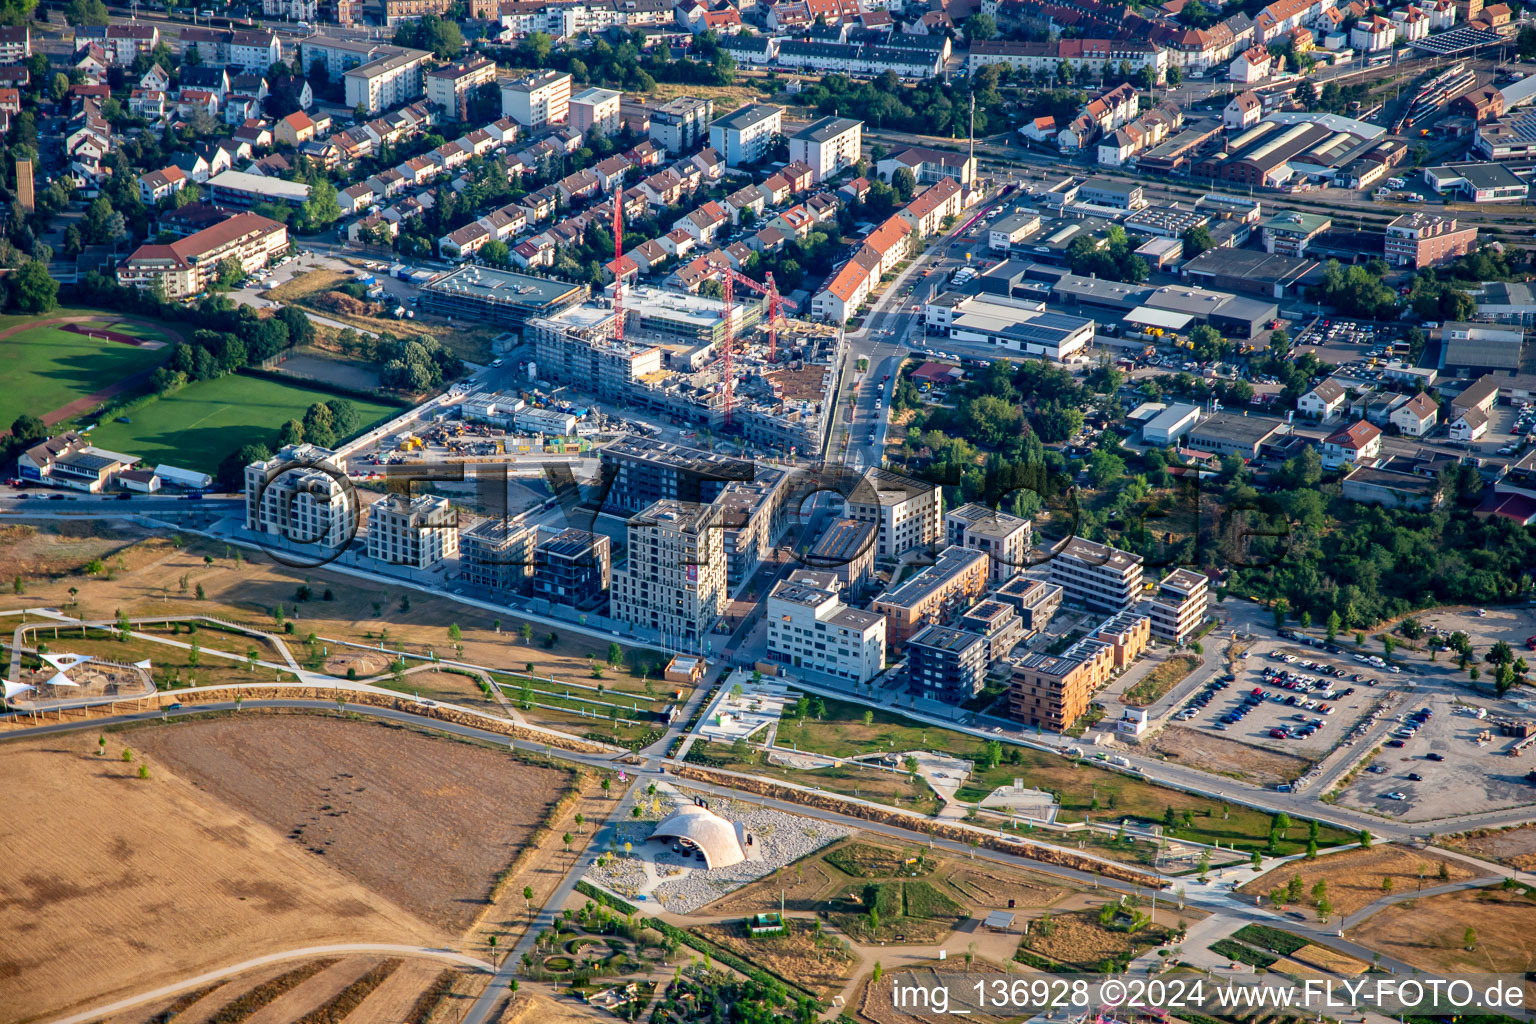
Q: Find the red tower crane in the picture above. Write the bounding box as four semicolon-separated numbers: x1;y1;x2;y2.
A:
717;266;801;427
612;198;625;343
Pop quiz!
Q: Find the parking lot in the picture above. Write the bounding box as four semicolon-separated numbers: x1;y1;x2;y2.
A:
1291;316;1410;369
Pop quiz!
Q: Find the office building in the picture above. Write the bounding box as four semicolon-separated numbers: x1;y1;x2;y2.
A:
944;502;1032;583
1149;567;1209;643
344;47;430;115
117;211;288;299
425;57;496;117
459;518;534;592
244;444;354;550
650;96;714;154
532;528;611;609
709;103;784;167
366;493;457;570
844;467;942;559
788;116;862;183
805;517;878;597
1048;537;1144;613
871;545;989;649
501;70;571;128
907;625;989;704
420;265;587;330
569;86;622;136
610;500;726;648
765;570;886;684
1383;213;1479;269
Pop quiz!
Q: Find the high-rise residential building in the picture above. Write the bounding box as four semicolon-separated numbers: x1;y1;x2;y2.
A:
501;70;571;128
1148;568;1209;643
244;444;354;550
610;500;726;648
708;103;784;167
425;57;497;117
649;96;714;154
944;502;1033;583
569;86;622;137
715;466;790;588
459;518;534;593
531;528;611;610
788;116;863;182
366;493;457;570
765;570;886;684
871;545;989;649
343;47;430;115
844;467;942;560
806;517;878;598
1048;537;1144;612
598;436;751;514
907;625;989;704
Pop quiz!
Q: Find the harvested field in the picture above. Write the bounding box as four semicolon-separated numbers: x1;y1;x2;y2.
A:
692;919;857;999
239;957;383;1024
1444;824;1536;870
1348;887;1536;975
500;991;608;1024
940;865;1072;910
336;960;455;1024
1150;726;1312;787
0;739;437;1024
1240;844;1480;918
135;715;572;932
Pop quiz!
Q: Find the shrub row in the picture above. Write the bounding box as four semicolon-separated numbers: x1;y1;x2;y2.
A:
405;969;459;1024
206;959;338;1024
295;959;402;1024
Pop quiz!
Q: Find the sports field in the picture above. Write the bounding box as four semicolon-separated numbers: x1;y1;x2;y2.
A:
85;374;399;472
0;314;176;428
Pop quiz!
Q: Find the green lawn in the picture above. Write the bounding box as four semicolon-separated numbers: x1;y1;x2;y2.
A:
84;374;399;473
0;318;173;427
780;694;1353;854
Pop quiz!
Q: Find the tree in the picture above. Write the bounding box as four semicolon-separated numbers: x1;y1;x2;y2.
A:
607;641;623;666
1463;926;1477;949
520;622;533;644
963;13;997;40
1358;828;1372;849
1251;849;1263;870
523;884;534;912
63;0;108;25
891;167;918;203
1286;873;1304;902
862;709;874;727
1316;895;1332;922
299;179;341;232
10;414;46;445
448;622;462;644
1182;224;1214;258
1294;79;1318;108
1381;875;1394;893
8;260;58;313
1325;609;1340;642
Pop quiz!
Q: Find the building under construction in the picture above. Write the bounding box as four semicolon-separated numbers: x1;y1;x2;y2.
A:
528;284;845;454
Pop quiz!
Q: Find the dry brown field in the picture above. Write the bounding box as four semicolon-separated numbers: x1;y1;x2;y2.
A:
1348;887;1536;976
1240;845;1481;917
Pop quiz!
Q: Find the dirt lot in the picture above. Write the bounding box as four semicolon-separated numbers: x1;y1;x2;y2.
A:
858;959;1009;1024
1151;726;1312;787
1445;824;1536;869
1241;844;1481;918
1348;887;1536;975
693;919;857;999
0;736;438;1024
1016;908;1172;969
135;714;571;932
940;864;1073;911
501;990;612;1024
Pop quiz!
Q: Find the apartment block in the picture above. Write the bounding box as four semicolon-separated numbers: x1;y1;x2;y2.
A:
459;518;534;593
531;527;611;609
944;502;1032;583
957;599;1026;663
788;116;862;183
709;103;784;167
344;48;430;115
1008;637;1115;731
502;70;572;128
1048;536;1144;612
366;493;457;570
1091;609;1152;668
1148;567;1209;643
425;57;497;117
598;436;752;514
244;444;354;550
871;545;989;649
117;212;287;300
993;577;1064;631
650;96;714;154
765;570;886;684
716;466;790;588
570;86;622;137
907;625;989;704
610;500;726;648
844;467;942;560
806;517;878;598
1383;213;1478;269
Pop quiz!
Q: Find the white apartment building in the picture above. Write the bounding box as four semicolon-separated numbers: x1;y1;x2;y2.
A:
1148;567;1209;643
788;116;862;183
944;502;1032;583
366;493;458;570
765;570;886;684
650;96;713;154
345;49;431;115
244;444;355;551
501;70;572;129
708;103;784;167
425;57;497;117
610;500;726;648
1048;536;1145;613
569;86;621;137
844;467;942;559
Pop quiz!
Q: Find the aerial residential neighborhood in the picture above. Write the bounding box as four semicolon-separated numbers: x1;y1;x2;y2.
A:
8;0;1536;1021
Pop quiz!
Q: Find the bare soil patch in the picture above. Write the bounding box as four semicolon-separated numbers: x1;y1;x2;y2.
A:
941;865;1073;910
0;737;436;1024
1150;726;1312;787
134;715;572;931
858;958;1008;1024
1444;824;1536;870
704;853;839;916
693;920;857;999
499;990;608;1024
1348;888;1536;977
1241;845;1481;918
1016;908;1171;969
325;650;391;678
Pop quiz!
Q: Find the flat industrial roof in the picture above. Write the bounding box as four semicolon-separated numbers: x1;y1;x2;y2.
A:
426;264;585;306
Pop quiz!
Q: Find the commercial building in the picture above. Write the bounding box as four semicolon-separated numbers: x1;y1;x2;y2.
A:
788;116;862;183
944;502;1032;583
610;499;726;648
922;292;1096;361
569;87;622;136
116;211;288;299
1340;464;1444;510
425;58;496;117
1148;567;1209;643
344;48;431;115
805;517;878;598
1441;322;1523;373
871;545;989;649
366;493;457;570
459;518;534;593
649;96;714;154
243;444;354;550
765;570;886;684
206;169;310;209
598;436;752;513
531;527;611;609
708;104;784;167
1185;412;1288;460
907;625;989;704
1141;402;1202;445
844;467;942;559
1179;247;1320;301
501;70;572;128
1048;537;1144;613
1423;162;1528;203
420;264;587;330
1384;212;1478;269
16;432;140;493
